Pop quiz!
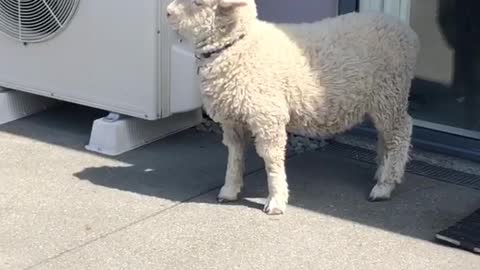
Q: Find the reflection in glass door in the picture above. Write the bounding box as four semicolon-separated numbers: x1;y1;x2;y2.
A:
361;0;480;139
409;0;480;138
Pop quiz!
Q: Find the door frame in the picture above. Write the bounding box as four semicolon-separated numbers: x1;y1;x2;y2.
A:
359;0;411;22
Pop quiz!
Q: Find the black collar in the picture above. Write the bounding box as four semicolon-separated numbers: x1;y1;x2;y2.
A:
195;34;245;59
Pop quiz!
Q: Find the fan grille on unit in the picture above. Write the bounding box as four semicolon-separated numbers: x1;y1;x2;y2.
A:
0;0;79;43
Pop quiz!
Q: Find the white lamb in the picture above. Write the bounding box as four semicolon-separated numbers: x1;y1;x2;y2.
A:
166;0;420;215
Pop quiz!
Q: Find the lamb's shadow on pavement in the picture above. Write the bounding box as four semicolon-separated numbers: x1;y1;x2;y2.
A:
2;103;480;243
199;152;479;240
70;128;266;205
74;164;267;211
74;148;480;242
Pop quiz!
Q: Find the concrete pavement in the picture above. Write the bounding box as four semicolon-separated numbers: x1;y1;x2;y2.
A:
0;104;479;270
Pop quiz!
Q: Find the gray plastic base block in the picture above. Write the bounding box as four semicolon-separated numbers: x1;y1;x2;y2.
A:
0;87;57;125
85;109;203;156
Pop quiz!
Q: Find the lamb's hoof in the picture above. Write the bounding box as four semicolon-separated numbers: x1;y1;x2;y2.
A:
368;183;394;202
217;185;240;203
217;197;234;203
368;196;390;202
263;196;287;215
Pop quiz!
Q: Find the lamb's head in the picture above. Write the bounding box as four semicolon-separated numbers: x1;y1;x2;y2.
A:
166;0;257;48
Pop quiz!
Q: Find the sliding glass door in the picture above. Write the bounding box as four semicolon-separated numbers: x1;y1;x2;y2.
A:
360;0;480;140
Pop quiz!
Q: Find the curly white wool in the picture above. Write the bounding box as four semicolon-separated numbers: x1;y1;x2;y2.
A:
167;0;420;215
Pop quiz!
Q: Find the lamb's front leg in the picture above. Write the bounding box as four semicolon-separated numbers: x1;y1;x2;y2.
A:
255;127;289;215
217;123;248;202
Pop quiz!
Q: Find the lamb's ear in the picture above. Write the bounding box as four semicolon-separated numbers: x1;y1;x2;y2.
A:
218;0;248;8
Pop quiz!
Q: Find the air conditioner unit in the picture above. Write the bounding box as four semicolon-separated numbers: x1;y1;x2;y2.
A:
0;0;203;155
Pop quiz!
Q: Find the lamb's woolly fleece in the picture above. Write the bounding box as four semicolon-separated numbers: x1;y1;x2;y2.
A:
167;0;420;215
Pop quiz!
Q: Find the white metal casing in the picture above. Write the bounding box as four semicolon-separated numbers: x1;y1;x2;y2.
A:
0;0;202;120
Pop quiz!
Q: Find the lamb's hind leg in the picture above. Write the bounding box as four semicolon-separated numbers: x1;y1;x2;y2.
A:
369;114;412;201
217;123;248;202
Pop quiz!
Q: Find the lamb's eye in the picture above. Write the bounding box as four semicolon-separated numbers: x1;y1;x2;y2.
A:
193;0;202;6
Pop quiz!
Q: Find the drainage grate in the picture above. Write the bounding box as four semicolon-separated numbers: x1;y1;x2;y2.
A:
322;142;480;191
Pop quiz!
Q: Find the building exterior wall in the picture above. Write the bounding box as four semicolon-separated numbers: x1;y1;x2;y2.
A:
256;0;339;23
